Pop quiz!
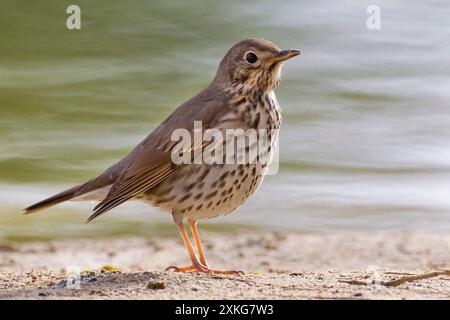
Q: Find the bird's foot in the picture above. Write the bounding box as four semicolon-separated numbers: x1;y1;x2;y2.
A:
206;269;244;275
166;264;243;275
165;264;208;273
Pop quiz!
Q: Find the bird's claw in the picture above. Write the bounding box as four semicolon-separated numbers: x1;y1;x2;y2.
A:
165;264;208;273
166;264;244;275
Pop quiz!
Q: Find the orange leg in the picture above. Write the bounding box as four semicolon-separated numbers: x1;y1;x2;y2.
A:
166;219;243;275
188;219;209;267
166;221;208;272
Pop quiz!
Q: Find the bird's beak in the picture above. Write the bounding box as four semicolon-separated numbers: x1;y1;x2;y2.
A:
274;49;302;62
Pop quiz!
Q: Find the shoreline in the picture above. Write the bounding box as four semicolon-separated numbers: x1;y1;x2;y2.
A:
0;230;449;299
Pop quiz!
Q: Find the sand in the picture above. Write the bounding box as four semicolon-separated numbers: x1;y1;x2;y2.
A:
0;230;449;299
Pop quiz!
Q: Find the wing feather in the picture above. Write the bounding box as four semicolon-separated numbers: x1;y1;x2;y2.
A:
86;84;231;222
87;163;176;222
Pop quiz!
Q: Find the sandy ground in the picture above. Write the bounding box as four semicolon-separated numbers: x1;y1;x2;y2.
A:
0;230;449;299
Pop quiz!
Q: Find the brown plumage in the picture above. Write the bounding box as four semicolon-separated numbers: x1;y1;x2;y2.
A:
24;38;301;274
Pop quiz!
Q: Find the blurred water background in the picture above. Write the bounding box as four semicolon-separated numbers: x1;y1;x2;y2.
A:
1;0;449;240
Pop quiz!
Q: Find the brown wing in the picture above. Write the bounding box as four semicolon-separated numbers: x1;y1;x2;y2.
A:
87;85;229;222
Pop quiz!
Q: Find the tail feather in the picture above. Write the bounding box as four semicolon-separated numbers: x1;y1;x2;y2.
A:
24;185;82;214
24;157;130;215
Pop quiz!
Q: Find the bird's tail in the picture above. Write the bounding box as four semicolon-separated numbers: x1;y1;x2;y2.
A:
24;184;84;214
23;158;127;215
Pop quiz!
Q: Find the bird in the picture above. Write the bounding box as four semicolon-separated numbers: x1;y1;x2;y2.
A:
24;38;301;274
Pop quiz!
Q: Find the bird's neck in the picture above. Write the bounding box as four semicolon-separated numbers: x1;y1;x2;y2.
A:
218;81;275;100
213;70;279;98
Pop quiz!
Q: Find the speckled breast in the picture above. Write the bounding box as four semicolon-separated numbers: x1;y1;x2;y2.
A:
141;90;281;219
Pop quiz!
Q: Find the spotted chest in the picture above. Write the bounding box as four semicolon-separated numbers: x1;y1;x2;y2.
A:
142;91;282;220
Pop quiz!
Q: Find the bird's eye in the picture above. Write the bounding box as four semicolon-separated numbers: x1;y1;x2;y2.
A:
245;52;258;64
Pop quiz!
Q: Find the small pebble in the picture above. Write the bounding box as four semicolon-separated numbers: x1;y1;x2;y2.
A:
90;289;104;295
147;281;166;290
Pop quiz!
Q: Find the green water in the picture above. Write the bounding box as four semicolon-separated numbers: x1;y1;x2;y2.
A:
1;0;450;240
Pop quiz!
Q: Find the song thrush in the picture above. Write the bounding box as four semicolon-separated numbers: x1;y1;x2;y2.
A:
24;38;301;274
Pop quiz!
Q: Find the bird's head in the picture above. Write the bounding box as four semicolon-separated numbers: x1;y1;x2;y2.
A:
214;38;301;93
